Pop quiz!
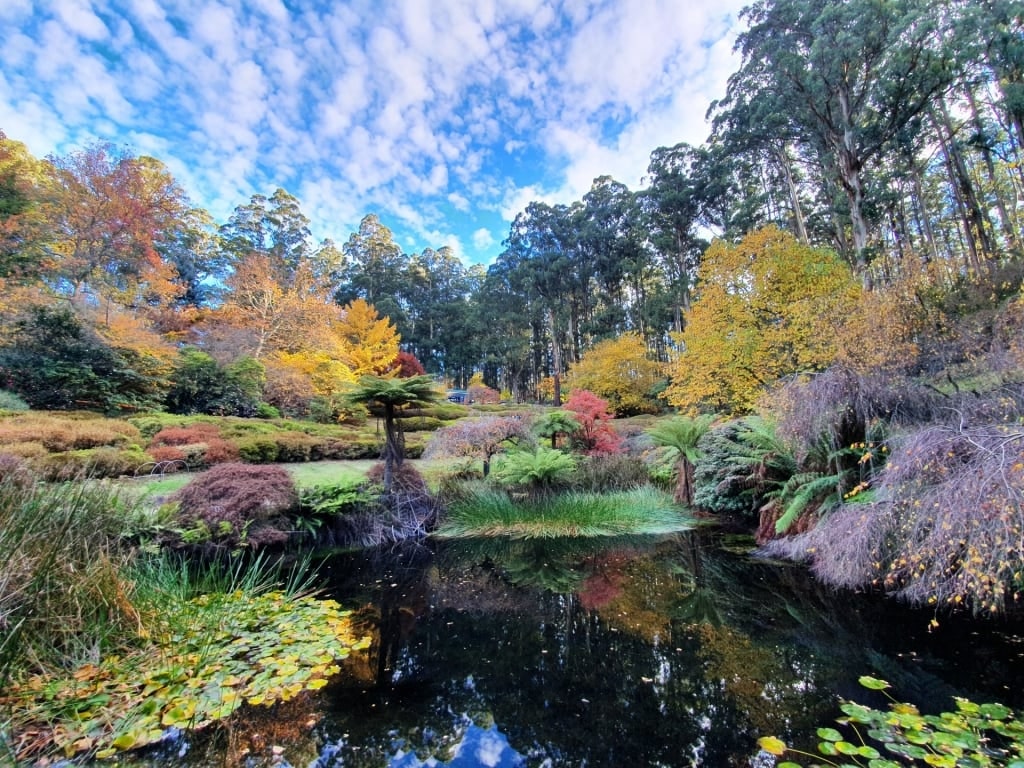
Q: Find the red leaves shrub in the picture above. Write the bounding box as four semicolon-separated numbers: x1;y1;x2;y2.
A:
565;390;624;455
148;445;186;464
150;423;221;446
148;423;239;468
173;463;298;549
468;383;501;404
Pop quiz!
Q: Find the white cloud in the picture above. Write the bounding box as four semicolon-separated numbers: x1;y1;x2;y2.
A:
472;227;495;250
0;0;747;264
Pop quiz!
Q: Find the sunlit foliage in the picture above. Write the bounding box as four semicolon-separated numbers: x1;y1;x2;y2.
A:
663;226;861;414
565;332;664;415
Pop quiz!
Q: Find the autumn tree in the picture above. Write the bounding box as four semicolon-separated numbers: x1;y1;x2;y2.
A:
564;390;623;455
565;332;664;415
663;226;861;414
44;145;188;307
424;416;534;477
0;131;50;284
332;298;400;376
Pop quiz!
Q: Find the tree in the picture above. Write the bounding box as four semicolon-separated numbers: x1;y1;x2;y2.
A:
165;348;264;416
565;332;664;415
648;415;715;505
345;375;440;492
722;0;955;268
424;416;533;476
0;131;50;283
44;144;189;305
337;214;410;327
534;410;581;450
0;304;170;412
564;390;623;455
333;298;400;376
663;226;861;414
219;188;312;281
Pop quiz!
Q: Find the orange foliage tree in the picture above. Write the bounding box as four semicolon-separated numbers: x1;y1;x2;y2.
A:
663;226;861;414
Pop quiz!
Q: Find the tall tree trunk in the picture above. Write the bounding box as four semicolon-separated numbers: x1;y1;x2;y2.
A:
932;102;996;272
910;166;940;264
776;144;809;245
833;87;871;271
547;308;562;406
966;87;1020;256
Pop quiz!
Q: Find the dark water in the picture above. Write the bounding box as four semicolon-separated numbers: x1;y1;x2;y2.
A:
130;530;1024;767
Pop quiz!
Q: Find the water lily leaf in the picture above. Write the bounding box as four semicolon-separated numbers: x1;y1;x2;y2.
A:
858;676;890;691
307;678;328;691
757;736;787;756
817;727;843;742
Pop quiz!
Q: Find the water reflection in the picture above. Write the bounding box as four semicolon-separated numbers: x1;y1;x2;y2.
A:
124;530;1024;767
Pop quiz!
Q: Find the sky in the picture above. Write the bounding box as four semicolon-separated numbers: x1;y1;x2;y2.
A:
0;0;746;265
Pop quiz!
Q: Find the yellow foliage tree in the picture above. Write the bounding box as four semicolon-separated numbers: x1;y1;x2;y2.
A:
565;332;664;415
332;298;400;376
663;226;861;414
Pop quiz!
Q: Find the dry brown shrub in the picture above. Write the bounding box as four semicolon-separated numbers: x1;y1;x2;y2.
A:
0;413;142;452
203;438;240;465
766;424;1024;613
147;445;187;464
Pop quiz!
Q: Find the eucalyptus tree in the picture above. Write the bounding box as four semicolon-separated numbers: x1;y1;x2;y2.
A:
219;188;313;282
336;213;410;329
725;0;957;270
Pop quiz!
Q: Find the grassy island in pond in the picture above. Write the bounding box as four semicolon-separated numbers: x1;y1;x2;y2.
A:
435;486;693;539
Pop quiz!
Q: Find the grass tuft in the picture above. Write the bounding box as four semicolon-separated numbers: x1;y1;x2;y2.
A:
435;484;692;539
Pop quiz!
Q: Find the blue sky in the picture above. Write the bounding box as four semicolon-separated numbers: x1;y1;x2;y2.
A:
0;1;744;265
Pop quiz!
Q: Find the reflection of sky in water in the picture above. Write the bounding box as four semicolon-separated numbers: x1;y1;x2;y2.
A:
388;723;525;768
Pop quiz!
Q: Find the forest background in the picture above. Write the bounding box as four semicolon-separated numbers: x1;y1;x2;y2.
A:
0;0;1022;570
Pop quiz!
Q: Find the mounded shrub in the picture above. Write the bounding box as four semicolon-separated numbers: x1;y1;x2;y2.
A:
235;437;280;463
150;423;222;447
0;390;30;411
31;445;151;480
172;463;298;549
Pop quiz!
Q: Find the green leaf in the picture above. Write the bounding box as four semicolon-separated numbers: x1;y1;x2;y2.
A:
817;727;844;742
858;676;890;691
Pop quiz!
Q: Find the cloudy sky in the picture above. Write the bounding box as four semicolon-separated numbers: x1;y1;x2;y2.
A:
0;0;745;264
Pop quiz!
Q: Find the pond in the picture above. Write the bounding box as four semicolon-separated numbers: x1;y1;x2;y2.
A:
125;530;1024;767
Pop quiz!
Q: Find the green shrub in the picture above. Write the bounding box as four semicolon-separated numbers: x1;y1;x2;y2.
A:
255;402;280;419
235;437;280;463
492;446;577;500
272;433;320;462
399;416;446;432
0;390;29;411
30;445;151;480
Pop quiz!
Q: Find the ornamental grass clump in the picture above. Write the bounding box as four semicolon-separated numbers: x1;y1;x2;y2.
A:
436;484;689;539
0;467;142;683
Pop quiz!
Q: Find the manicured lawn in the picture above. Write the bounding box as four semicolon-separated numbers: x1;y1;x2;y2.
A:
123;458;454;504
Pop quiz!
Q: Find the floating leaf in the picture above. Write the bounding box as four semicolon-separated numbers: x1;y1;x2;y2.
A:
757;736;787;756
858;676;890;691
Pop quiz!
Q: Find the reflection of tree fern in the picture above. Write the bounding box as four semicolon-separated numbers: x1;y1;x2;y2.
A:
672;588;722;626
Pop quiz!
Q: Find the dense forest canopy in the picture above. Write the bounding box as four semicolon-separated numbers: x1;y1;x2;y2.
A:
0;0;1021;417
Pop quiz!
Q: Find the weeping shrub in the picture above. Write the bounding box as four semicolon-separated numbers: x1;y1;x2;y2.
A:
172;463;298;550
